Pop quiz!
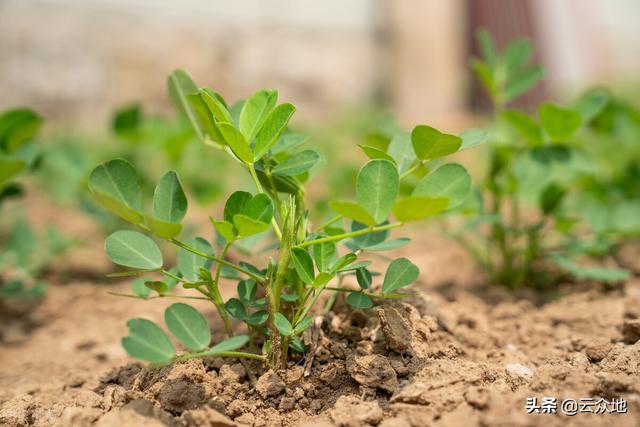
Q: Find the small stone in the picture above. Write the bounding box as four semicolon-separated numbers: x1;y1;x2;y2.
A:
585;339;612;362
181;407;236;427
622;319;640;344
505;363;534;378
279;396;296;411
255;370;286;398
346;354;398;392
329;395;383;427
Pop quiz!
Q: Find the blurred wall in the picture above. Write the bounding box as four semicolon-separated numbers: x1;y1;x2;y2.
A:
0;0;639;129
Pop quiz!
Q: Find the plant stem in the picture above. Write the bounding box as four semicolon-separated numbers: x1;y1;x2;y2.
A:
293;222;403;248
315;215;343;233
169;238;264;282
399;161;425;180
209;243;233;336
247;164;283;241
107;292;211;301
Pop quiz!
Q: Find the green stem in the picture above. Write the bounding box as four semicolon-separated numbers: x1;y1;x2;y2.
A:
247;164;283;241
169;238;264;282
107;292;211;301
210;243;233;336
293;222;402;248
315;215;343;233
399;161;425;180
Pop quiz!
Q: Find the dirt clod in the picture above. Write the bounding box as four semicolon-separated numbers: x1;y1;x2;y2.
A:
346;354;398;392
622;319;640;344
585;338;613;362
181;406;236;427
255;370;286;399
375;304;412;354
329;395;383;427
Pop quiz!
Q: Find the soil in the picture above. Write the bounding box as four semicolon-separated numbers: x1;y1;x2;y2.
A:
1;214;640;426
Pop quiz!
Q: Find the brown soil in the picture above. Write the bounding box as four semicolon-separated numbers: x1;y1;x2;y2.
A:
1;228;640;426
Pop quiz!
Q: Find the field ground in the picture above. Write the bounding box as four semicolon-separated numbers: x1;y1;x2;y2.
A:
1;198;639;427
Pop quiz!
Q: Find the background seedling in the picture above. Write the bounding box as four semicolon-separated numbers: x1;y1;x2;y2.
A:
90;69;480;370
452;30;629;289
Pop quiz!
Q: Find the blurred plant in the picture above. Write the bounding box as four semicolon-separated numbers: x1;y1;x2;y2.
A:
89;70;478;370
454;30;629;289
0;108;73;300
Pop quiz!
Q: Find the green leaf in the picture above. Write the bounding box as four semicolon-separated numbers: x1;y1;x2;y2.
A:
240;89;278;141
237;279;257;303
540;183;566;215
504;65;543;103
459;128;488;151
411;126;462;160
200;88;232;123
233;214;270;237
274;313;293;336
208;335;250;355
164;303;211;351
552;255;629;282
152;171;187;224
329;200;376;226
224;191;252;223
503;38;533;73
187;93;220;144
336;260;371;273
247;311;269;326
293;316;313;335
144;281;168;295
573;88;610;123
356;160;399;224
105;231;163;270
0;108;43;153
290;337;305;353
254;103;296;160
243;193;274;223
132;278;151;299
539;103;582;141
177;237;214;282
387;132;416;174
356;268;372;289
349;221;389;249
217;122;254;163
476;29;496;67
271;133;307;155
89;159;143;224
332;253;359;273
311;240;337;273
122;319;175;364
0;157;26;188
168;69;203;140
272;150;320;176
210;218;237;242
346;292;373;309
357;145;396;163
312;272;333;288
146;216;183;239
363;238;410;252
225;298;247;320
382;258;419;294
290;247;315;284
413;163;471;209
392;196;449;222
501;110;542;145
